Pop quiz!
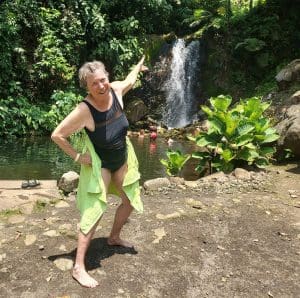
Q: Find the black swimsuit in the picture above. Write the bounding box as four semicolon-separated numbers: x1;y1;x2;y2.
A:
83;89;129;172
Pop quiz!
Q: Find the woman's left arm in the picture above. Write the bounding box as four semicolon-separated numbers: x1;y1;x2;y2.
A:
111;56;148;97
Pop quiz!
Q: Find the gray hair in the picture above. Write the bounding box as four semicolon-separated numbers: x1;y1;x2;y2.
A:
78;61;109;88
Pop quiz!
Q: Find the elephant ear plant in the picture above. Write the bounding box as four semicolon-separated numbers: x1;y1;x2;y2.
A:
190;95;279;175
160;149;190;176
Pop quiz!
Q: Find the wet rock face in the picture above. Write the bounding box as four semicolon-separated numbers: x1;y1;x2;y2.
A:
275;59;300;90
276;104;300;156
125;99;148;123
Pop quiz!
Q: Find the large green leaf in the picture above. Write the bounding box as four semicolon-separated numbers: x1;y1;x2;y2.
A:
221;148;235;162
236;134;253;146
261;133;279;143
237;148;259;162
201;105;213;116
208;117;225;134
255;157;269;168
225;113;239;136
196;133;219;147
254;118;269;133
209;95;232;112
237;123;255;136
259;146;276;156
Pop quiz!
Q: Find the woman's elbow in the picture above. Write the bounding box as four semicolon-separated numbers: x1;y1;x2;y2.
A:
51;131;61;144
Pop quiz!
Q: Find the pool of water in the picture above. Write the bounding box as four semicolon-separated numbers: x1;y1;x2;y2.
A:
0;136;199;182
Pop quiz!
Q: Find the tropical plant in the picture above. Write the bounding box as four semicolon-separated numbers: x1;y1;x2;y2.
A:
190;95;279;175
43;90;83;131
160;149;191;176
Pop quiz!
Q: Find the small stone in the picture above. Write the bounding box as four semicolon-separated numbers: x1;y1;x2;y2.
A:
24;234;37;246
43;230;59;237
217;245;226;251
8;215;25;224
0;253;7;262
185;198;205;209
96;269;107;276
118;289;125;294
152;227;166;244
39;245;45;251
58;224;72;231
55;201;70;208
156;212;181;220
54;257;73;271
19;202;35;215
233;168;251;180
59;244;67;252
184;180;199;188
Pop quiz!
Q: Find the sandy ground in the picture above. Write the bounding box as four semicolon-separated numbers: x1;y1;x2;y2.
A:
0;163;299;298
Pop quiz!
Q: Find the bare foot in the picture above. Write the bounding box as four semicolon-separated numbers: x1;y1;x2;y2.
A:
107;237;134;248
72;266;99;288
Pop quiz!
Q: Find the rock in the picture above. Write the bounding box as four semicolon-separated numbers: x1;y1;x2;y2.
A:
185;198;205;209
8;215;25;224
55;201;70;208
59;244;67;251
156;212;182;220
287;90;300;105
125;99;148;123
233;168;251;180
276;104;300;156
201;171;226;182
19;202;35;215
57;171;79;193
152;227;166;244
168;176;185;185
43;230;59;237
275;59;300;90
53;257;73;271
184;180;199;188
0;253;6;262
24;234;37;246
143;178;171;190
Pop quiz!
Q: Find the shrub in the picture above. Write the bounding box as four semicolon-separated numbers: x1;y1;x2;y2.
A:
160;149;190;176
190;95;279;175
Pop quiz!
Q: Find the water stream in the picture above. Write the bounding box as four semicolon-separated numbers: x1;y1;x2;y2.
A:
163;39;200;128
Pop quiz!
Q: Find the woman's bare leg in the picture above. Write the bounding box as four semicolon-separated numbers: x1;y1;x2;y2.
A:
108;163;134;247
72;168;111;288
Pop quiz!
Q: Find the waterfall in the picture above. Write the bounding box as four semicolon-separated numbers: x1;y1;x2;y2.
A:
163;39;200;128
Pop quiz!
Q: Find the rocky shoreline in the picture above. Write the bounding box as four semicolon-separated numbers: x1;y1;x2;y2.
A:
0;163;299;297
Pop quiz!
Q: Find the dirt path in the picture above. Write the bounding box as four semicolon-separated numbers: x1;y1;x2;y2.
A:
0;164;299;298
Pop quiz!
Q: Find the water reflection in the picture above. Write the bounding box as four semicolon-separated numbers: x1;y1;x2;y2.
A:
0;136;198;182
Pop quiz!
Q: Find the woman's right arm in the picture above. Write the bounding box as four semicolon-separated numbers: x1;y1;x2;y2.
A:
51;103;91;165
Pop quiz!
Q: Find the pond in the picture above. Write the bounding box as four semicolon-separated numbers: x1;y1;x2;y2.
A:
0;135;199;183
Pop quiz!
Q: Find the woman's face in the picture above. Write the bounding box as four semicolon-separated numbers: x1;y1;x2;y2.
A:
86;69;110;97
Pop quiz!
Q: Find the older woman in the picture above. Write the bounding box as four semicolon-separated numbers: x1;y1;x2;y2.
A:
51;56;148;288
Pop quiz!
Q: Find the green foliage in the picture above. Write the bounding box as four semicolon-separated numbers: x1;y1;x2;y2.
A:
0;97;46;136
44;91;83;131
191;95;279;175
160;149;190;176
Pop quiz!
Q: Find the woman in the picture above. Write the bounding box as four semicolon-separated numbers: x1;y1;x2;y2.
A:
51;56;148;288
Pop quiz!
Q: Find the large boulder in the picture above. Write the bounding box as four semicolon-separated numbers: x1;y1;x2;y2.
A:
125;99;148;123
276;104;300;156
275;59;300;90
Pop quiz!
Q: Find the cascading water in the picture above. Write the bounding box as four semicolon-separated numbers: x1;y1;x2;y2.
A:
163;39;200;128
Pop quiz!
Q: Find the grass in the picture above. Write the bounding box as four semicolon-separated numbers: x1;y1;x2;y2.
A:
0;208;22;218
